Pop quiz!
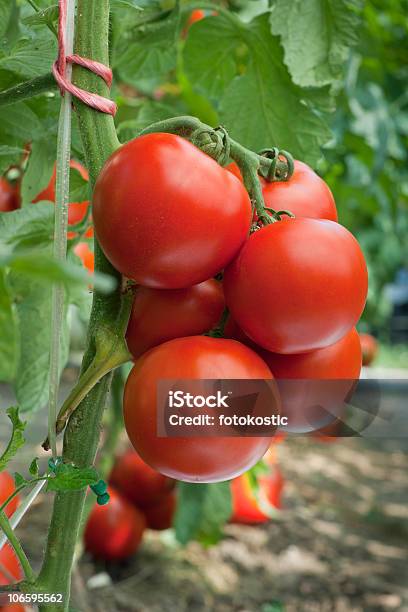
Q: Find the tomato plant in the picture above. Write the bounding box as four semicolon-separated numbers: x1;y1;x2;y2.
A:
224;218;368;354
109;449;175;509
126;279;224;358
84;488;146;561
0;472;19;519
123;336;274;482
93;133;252;288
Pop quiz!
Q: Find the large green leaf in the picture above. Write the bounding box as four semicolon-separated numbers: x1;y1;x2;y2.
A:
9;264;69;413
270;0;362;87
183;16;239;100
0;0;13;39
174;482;232;545
220;15;332;165
115;18;177;92
0;35;57;79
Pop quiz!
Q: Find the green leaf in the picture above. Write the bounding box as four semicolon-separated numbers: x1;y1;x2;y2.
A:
0;407;26;472
0;270;18;382
0;201;54;248
69;165;89;204
46;463;99;492
115;17;177;91
219;14;332;165
270;0;363;87
0;102;43;142
0;35;57;79
183;16;239;100
29;457;39;477
0;0;13;39
21;138;55;204
14;472;27;488
8;268;69;413
174;482;232;545
23;5;58;28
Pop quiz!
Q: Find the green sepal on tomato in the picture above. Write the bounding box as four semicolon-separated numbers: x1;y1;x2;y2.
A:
93;133;252;289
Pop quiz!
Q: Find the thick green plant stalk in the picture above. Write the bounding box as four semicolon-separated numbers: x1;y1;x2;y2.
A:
35;1;121;609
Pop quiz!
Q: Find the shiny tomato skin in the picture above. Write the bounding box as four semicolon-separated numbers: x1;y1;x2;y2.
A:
84;488;145;561
73;242;94;273
260;328;362;379
143;492;177;530
259;328;362;433
262;161;337;221
230;467;284;524
93;133;252;289
226;161;337;221
0;179;20;213
123;336;274;483
109;449;175;509
359;333;378;366
126;279;225;359
224;218;368;354
0;543;22;586
0;471;19;519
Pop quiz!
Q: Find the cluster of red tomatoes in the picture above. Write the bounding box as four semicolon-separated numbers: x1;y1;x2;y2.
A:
0;160;94;274
0;472;24;612
84;449;176;561
83;446;285;561
91;132;368;482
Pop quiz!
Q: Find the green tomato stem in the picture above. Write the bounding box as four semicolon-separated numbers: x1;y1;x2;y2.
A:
35;1;122;609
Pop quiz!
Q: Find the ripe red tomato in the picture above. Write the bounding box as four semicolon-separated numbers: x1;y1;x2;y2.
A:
0;472;19;519
143;492;177;531
224;218;368;354
226;160;337;221
258;328;362;433
0;178;20;213
359;333;378;366
73;242;94;273
109;449;175;509
0;605;26;612
32;160;92;238
126;279;225;359
84;488;146;561
230;467;284;524
123;336;274;482
0;544;22;586
93;133;252;289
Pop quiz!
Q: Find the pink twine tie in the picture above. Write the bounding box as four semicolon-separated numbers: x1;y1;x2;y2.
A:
53;0;117;116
